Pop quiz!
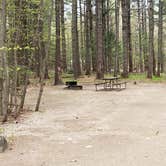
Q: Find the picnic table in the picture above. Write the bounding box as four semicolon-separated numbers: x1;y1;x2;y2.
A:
102;77;119;88
95;77;127;91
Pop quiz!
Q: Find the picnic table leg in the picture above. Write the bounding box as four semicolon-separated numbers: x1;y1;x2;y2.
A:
104;81;108;90
109;80;112;90
104;81;106;90
95;85;97;91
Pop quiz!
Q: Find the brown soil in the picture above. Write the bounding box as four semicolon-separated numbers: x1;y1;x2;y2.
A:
0;83;166;166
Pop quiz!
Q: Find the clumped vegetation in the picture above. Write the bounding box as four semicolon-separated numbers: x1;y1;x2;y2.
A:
0;0;165;122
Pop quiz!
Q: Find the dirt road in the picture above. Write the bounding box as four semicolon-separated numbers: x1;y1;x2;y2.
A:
1;83;166;166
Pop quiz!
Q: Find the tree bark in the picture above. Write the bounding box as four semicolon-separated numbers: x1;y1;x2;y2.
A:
157;0;163;76
0;0;8;122
45;0;53;79
79;0;85;71
85;0;91;75
35;0;46;111
128;0;133;73
121;0;129;78
137;0;143;72
72;0;81;79
147;0;154;79
54;0;62;85
61;0;67;72
96;0;104;79
114;0;120;76
142;0;148;72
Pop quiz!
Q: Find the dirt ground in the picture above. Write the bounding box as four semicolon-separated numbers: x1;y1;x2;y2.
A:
1;83;166;166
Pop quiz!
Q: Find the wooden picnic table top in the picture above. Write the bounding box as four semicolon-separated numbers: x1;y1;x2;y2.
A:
102;77;120;81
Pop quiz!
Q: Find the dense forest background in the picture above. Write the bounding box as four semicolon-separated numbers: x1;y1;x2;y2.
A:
0;0;165;121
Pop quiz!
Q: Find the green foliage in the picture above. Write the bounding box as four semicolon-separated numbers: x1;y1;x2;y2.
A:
105;29;122;65
128;73;166;82
58;73;75;83
128;73;146;80
0;128;4;135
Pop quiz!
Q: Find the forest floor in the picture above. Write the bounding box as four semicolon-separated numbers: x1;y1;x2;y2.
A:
1;82;166;166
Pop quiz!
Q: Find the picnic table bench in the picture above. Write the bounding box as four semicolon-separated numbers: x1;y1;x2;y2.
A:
95;77;127;91
95;82;106;91
112;81;127;90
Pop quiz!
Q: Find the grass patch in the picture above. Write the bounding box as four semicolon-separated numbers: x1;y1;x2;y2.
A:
33;71;166;86
152;74;166;82
128;73;166;83
62;73;75;82
128;73;146;81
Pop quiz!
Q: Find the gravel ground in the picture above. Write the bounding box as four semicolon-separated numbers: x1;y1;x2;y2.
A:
0;83;166;166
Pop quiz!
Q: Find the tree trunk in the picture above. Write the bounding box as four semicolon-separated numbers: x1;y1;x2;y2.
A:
0;0;8;122
157;0;163;76
114;0;120;76
85;0;91;75
147;0;154;79
121;0;129;78
72;0;81;79
137;0;143;72
90;3;95;73
0;78;2;116
128;0;133;73
54;0;62;85
102;0;106;73
79;0;85;71
142;0;148;72
45;0;53;79
61;0;67;72
35;0;46;111
19;72;28;111
96;0;104;79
